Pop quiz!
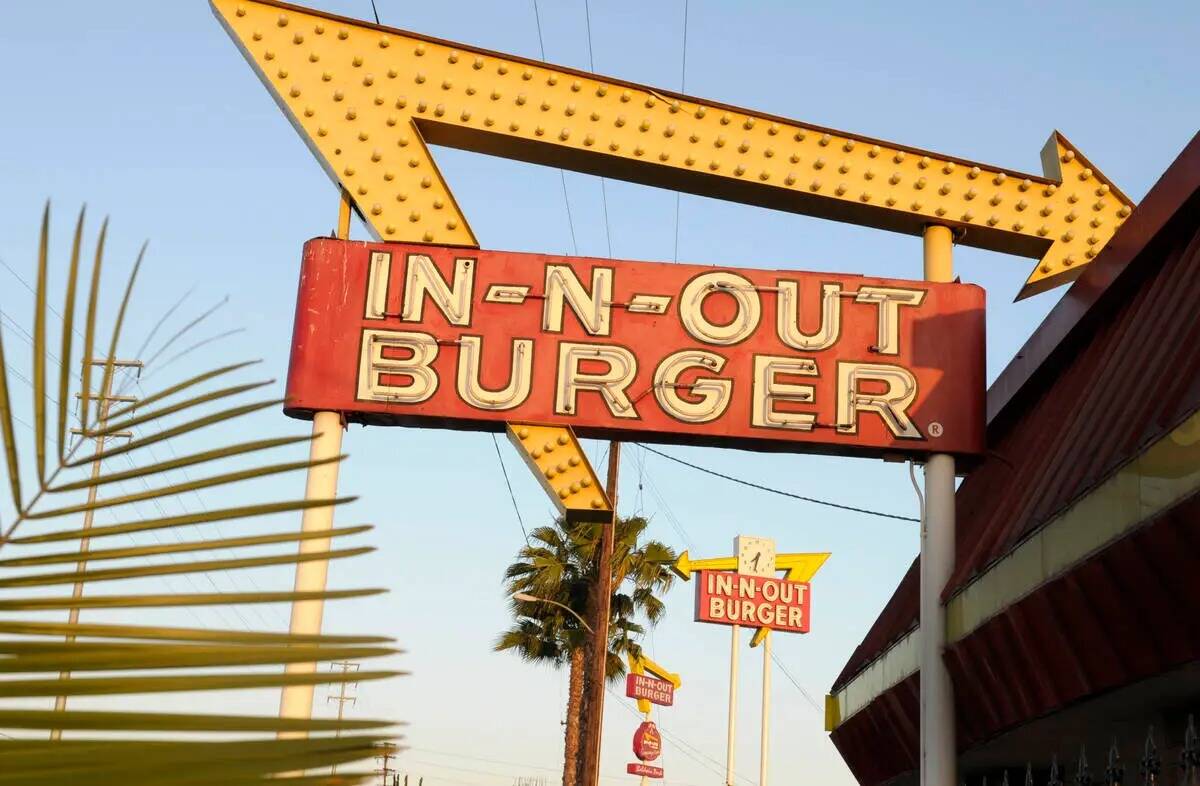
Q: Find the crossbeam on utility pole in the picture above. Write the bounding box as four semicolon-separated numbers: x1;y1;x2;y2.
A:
326;660;360;775
51;357;142;740
375;742;399;786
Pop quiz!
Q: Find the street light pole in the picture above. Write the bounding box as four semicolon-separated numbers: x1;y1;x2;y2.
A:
511;593;594;633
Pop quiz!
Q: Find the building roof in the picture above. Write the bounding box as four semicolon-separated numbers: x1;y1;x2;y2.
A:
833;130;1200;693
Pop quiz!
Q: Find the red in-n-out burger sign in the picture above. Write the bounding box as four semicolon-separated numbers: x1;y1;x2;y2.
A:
625;673;675;707
633;721;662;762
695;571;811;633
285;239;985;457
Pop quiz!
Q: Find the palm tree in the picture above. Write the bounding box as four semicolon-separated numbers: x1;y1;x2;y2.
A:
495;515;676;786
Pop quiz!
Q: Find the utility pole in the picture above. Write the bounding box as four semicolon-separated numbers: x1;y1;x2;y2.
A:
326;660;360;775
581;441;621;786
50;357;141;740
375;742;399;786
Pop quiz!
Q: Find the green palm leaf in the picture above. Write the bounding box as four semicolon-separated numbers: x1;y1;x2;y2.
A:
0;205;400;779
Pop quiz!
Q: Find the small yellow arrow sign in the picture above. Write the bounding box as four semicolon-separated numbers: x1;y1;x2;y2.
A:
670;550;829;582
213;0;1133;299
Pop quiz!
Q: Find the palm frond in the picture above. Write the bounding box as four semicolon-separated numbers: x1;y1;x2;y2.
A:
54;207;84;463
32;202;50;485
0;205;399;779
9;496;357;545
77;216;106;433
0;318;21;510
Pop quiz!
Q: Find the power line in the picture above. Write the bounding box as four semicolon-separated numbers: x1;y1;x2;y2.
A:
771;652;822;712
490;433;529;543
531;0;579;256
0;280;264;631
637;444;919;522
641;468;694;551
673;0;689;263
637;449;826;713
606;685;748;786
0;374;212;629
129;285;195;362
131;380;289;627
581;0;613;258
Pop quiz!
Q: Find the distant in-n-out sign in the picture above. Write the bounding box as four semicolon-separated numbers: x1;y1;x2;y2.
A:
626;673;675;707
285;239;985;458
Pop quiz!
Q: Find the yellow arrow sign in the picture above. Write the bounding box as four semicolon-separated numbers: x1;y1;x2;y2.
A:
670;550;829;582
213;0;1132;299
627;652;681;715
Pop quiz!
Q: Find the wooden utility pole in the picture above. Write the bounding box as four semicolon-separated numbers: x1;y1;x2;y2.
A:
326;660;359;775
580;441;621;786
375;743;399;785
50;357;141;740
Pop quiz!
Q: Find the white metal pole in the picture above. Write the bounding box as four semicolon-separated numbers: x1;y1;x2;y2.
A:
277;410;344;732
277;192;353;739
726;624;740;786
759;630;771;786
920;225;956;786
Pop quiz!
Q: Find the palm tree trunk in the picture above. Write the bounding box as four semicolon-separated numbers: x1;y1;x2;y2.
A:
564;646;586;786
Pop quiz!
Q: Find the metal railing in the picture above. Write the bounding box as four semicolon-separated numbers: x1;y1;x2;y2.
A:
963;716;1199;786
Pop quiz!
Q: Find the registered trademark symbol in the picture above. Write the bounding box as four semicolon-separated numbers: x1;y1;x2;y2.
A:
928;422;944;438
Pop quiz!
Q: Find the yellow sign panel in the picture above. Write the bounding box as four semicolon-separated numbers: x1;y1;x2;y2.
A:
670;550;829;583
213;0;1132;299
506;423;610;522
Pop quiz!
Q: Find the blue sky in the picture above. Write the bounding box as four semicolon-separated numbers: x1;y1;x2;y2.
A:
0;0;1196;783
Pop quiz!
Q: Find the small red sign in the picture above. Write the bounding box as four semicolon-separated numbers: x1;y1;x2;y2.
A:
625;673;675;707
694;571;811;633
627;763;664;779
633;721;662;762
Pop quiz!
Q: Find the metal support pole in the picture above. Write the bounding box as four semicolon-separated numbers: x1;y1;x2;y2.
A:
337;188;353;239
920;224;956;786
277;409;344;732
278;189;353;739
582;441;620;786
726;624;740;786
760;630;771;786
